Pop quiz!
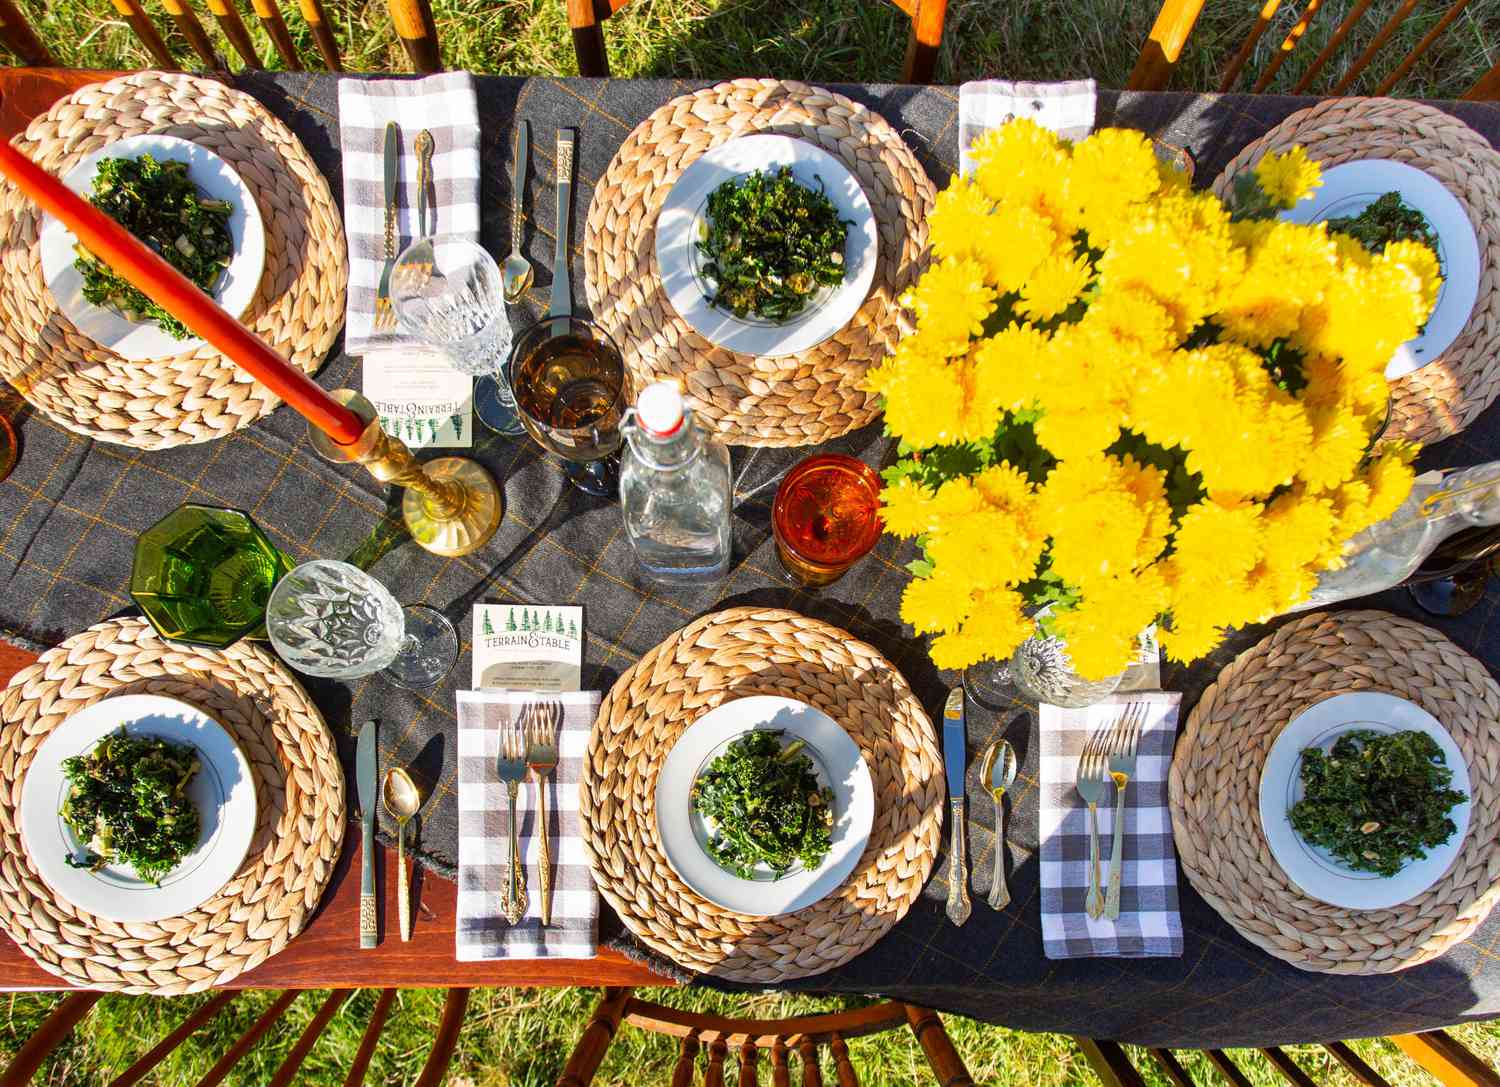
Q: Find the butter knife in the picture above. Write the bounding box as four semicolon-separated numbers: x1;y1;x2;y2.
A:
943;687;971;926
550;128;575;336
356;719;378;949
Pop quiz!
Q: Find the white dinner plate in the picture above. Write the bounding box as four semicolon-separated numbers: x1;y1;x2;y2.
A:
1257;691;1470;910
654;133;879;358
38;134;267;361
1281;159;1480;380
655;695;875;916
19;694;259;923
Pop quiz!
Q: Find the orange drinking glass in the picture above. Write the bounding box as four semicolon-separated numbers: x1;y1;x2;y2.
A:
772;454;883;587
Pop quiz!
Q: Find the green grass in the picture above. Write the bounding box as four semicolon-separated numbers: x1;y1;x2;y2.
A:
5;0;1500;1083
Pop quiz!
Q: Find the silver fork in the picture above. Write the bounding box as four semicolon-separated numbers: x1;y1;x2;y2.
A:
1075;723;1115;921
1104;702;1148;921
496;708;530;924
525;699;561;926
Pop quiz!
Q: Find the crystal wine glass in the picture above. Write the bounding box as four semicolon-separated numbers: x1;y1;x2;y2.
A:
265;560;456;687
508;315;626;497
390;238;524;436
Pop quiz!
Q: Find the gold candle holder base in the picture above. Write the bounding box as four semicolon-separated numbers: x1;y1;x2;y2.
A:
308;390;503;557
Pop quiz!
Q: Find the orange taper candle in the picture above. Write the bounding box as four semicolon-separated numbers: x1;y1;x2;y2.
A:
0;139;365;445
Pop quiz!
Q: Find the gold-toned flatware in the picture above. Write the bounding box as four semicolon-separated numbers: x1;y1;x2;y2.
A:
525;698;562;925
374;120;399;332
496;713;529;924
414;129;435;238
382;767;423;942
979;736;1018;910
1075;727;1112;920
1105;702;1148;921
502;119;534;303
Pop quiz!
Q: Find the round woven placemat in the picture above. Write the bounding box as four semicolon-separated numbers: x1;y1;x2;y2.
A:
582;607;943;981
1170;609;1500;974
0;71;347;449
0;618;344;994
1212;98;1500;447
584;79;936;448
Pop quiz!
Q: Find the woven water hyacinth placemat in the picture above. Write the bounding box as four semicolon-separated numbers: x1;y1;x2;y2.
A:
584;79;935;448
0;71;347;450
1212;98;1500;448
1170;609;1500;974
581;607;943;981
0;618;343;994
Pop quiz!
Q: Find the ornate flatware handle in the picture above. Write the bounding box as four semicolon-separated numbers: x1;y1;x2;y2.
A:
1085;802;1104;920
988;793;1010;910
537;777;553;926
945;798;970;925
397;825;412;942
501;781;528;924
1105;775;1128;920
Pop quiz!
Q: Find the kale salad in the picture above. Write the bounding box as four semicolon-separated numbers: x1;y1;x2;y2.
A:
74;153;234;340
696;167;850;322
1289;728;1465;878
1326;191;1440;263
60;729;201;885
690;729;834;879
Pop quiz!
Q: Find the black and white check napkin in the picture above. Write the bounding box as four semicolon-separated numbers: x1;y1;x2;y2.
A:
456;689;600;960
1039;692;1183;959
958;79;1097;175
337;72;481;355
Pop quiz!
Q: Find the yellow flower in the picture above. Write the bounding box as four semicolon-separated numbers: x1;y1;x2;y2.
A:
904;258;997;351
1378;239;1442;325
971;321;1051;415
927;509;1044;591
1160;619;1224;664
930;629;988;671
880;476;937;538
1068;128;1162;245
958;589;1033;659
1253;146;1322;207
927;180;997;266
1361;443;1418;525
1219;220;1337;348
1015;250;1093;322
1300;403;1372;493
974;461;1035;511
969;117;1070;215
901;570;973;635
972;200;1058;294
865;337;969;449
1173;498;1263;581
1040;456;1163;588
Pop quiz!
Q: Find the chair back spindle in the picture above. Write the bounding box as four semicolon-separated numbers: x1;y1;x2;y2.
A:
160;0;223;68
705;1038;729;1087
0;0;56;66
110;0;178;69
204;0;262;67
771;1040;792;1087
249;0;304;69
799;1037;823;1087
388;0;443;71
299;0;343;70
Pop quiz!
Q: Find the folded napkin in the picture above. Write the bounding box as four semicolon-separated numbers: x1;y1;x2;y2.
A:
1039;692;1183;959
958;79;1097;175
338;72;481;355
456;689;600;960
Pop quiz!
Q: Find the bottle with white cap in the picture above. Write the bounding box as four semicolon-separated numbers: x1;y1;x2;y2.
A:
619;381;732;583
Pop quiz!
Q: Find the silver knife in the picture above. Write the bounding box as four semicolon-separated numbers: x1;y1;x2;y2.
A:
943;688;971;925
550;128;575;336
356;719;378;949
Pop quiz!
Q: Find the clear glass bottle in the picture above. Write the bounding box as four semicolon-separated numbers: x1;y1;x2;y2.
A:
1293;462;1500;611
619;382;732;583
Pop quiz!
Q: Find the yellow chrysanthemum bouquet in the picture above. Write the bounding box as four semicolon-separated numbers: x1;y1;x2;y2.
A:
866;121;1442;680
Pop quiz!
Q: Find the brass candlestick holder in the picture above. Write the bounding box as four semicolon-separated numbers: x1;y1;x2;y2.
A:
307;390;502;557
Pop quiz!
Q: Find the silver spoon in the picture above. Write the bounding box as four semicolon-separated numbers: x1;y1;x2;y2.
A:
502;119;534;303
382;767;424;942
979;738;1018;909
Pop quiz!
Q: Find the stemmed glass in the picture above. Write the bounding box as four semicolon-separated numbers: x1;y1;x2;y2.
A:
508;315;627;497
390;238;525;436
265;559;457;688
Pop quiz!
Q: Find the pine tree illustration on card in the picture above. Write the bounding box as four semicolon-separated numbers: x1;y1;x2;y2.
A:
471;604;584;691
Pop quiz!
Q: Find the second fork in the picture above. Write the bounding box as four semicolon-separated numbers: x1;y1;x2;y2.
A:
497;710;529;924
526;699;561;926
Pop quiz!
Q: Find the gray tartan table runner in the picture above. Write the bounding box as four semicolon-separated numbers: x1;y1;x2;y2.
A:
4;72;1500;1046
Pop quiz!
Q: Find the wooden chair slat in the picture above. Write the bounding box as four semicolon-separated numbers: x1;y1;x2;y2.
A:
567;0;609;77
110;991;240;1087
109;0;178;68
771;1041;792;1087
247;0;304;69
1219;0;1284;91
1329;0;1418;92
1075;1039;1148;1087
1392;1031;1500;1087
1261;1047;1319;1087
1324;1041;1394;1087
1250;0;1323;93
389;0;442;72
557;987;632;1087
1465;59;1500;99
414;988;471;1087
266;989;352;1087
1290;0;1374;91
0;0;56;65
741;1042;761;1087
1372;0;1474;96
904;1005;975;1087
1;991;101;1084
671;1034;701;1087
902;0;947;84
1205;1049;1256;1087
298;0;343;70
799;1038;823;1087
1146;1048;1198;1087
343;988;399;1087
624;1000;908;1045
204;0;262;67
1126;0;1207;90
705;1038;729;1087
160;0;222;68
831;1036;858;1087
191;990;301;1087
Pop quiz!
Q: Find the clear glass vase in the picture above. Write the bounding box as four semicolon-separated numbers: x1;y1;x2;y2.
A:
965;604;1125;710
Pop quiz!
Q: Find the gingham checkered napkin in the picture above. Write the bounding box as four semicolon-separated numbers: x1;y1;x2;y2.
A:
337;72;481;355
456;690;600;960
1039;692;1183;959
958;79;1097;175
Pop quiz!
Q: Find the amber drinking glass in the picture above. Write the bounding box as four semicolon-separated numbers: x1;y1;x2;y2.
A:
509;315;626;497
772;454;883;587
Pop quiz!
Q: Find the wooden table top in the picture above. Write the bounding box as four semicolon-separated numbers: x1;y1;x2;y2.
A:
0;639;668;991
